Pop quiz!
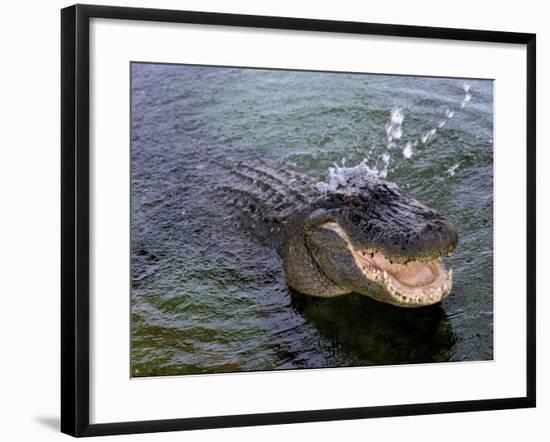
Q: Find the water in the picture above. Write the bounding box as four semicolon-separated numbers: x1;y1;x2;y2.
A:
131;63;493;377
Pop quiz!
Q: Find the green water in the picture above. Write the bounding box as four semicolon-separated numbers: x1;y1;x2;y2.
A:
131;63;493;376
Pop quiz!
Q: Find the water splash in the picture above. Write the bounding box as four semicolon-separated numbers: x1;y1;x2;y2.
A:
421;128;437;144
447;163;459;176
419;83;469;147
315;159;380;194
385;108;404;148
403;142;414;159
460;83;472;109
316;82;473;192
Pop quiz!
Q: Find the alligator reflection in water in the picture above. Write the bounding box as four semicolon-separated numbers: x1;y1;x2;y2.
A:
290;291;456;365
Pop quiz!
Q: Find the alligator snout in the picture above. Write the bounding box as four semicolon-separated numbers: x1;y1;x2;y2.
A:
380;217;458;264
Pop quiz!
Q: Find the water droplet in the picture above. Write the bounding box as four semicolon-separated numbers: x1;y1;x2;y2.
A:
403;142;413;159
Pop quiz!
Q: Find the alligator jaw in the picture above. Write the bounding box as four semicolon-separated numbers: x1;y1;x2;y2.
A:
353;251;452;307
321;222;453;307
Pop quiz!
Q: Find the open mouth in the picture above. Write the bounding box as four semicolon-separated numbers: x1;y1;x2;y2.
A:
321;222;453;307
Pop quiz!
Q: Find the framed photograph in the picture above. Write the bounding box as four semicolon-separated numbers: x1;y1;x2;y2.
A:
61;4;536;437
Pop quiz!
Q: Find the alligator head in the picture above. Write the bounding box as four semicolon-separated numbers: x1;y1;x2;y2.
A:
281;177;458;307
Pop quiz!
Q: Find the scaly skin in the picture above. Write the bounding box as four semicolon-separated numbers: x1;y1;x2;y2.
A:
221;162;458;307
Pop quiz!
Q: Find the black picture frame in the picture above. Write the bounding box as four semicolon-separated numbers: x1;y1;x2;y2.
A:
61;3;536;437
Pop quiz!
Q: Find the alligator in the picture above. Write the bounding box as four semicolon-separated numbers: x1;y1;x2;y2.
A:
220;160;458;308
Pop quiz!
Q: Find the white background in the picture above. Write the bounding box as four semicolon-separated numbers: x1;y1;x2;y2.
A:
0;0;547;440
90;17;526;424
